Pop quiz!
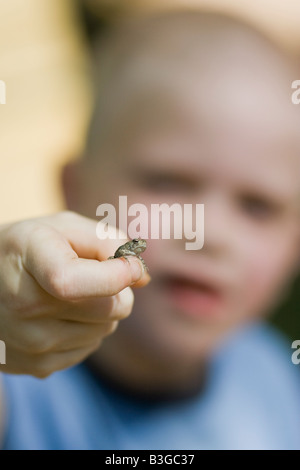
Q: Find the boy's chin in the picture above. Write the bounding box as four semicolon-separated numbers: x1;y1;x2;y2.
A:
127;317;230;365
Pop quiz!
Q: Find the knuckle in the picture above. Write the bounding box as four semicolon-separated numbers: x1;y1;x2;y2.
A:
30;354;61;379
84;339;103;354
26;221;51;241
47;268;66;299
47;268;74;301
54;211;78;224
119;300;133;319
61;210;77;219
32;363;55;379
21;330;56;355
111;289;134;320
3;221;38;256
12;298;47;320
6;219;35;238
111;306;131;321
102;321;119;337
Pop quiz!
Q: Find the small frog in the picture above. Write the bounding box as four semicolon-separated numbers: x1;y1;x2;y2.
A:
108;238;148;271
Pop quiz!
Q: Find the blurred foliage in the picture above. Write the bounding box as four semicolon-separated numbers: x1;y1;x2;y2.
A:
77;0;109;41
271;274;300;340
77;0;131;41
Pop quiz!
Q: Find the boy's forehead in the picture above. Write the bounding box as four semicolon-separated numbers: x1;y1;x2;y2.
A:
92;10;296;95
88;11;300;171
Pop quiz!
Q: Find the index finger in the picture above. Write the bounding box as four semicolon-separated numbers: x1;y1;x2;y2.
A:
24;223;150;301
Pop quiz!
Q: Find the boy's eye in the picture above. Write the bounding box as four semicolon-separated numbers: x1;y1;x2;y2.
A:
239;195;280;221
134;171;196;193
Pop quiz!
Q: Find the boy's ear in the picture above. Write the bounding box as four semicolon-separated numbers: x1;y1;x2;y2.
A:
61;159;82;212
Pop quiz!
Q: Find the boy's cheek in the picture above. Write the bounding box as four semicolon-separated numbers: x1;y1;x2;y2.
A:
240;241;298;317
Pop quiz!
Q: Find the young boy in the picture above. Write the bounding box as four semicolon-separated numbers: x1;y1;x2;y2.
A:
1;11;300;450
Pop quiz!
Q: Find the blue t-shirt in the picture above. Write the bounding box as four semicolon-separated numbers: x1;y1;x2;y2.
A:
1;323;300;450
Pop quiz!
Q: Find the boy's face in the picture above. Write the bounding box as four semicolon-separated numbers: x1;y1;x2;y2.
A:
71;49;300;365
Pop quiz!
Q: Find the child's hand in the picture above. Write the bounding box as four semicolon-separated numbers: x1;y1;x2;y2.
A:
0;212;150;377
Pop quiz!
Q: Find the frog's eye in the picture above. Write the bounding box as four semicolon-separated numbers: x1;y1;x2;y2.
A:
132;238;139;243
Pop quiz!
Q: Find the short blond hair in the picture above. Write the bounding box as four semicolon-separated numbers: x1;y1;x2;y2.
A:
86;10;299;159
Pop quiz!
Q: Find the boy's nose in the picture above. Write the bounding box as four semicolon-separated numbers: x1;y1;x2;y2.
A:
200;192;233;258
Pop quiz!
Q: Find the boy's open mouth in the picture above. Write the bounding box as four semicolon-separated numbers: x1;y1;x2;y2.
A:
164;276;224;319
